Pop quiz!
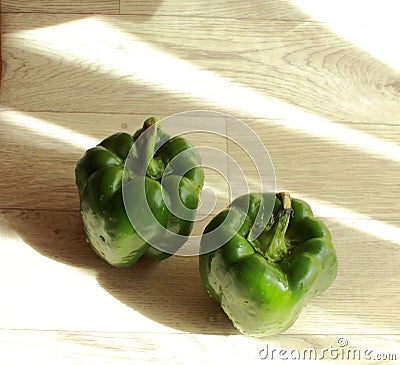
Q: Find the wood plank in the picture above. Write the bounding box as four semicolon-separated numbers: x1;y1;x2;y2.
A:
1;0;119;14
120;0;400;27
0;110;229;212
0;208;232;335
1;110;399;223
1;4;399;364
0;208;399;336
227;119;400;224
1;14;400;125
1;329;398;364
120;0;308;20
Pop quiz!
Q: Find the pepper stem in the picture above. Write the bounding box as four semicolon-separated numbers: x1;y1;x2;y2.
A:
253;192;293;262
134;117;160;177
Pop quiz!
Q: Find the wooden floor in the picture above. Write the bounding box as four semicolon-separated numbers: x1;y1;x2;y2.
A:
1;1;399;364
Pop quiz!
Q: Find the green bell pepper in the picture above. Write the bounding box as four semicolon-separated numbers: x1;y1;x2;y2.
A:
75;117;204;267
199;192;337;337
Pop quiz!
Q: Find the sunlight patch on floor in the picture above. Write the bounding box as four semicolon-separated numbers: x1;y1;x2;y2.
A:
292;192;400;245
0;108;98;150
290;0;400;72
0;228;170;333
9;17;400;163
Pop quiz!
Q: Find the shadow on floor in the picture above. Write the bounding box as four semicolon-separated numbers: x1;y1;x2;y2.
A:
4;206;234;335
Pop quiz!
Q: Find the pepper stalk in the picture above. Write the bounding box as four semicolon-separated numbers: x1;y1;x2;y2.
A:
133;117;164;180
251;192;293;262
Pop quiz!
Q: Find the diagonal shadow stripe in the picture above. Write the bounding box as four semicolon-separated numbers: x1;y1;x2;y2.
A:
7;17;400;164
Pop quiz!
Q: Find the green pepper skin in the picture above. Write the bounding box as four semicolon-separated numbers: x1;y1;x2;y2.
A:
75;117;204;267
199;193;337;337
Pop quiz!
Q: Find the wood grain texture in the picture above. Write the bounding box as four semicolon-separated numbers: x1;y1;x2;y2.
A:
1;0;119;14
0;110;229;212
120;0;308;20
1;109;398;224
1;209;399;335
227;119;400;224
1;329;398;365
0;1;399;364
1;13;400;125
